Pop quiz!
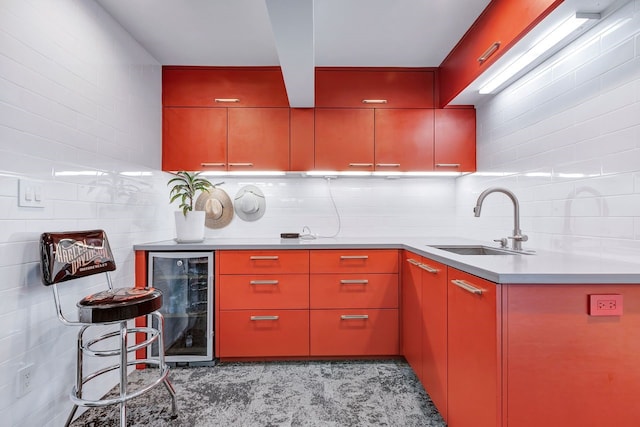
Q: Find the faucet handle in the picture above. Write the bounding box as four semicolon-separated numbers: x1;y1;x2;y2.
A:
508;234;528;242
493;238;508;248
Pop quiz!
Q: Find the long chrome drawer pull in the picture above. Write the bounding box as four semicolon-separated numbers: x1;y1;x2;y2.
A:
214;98;240;103
340;255;369;260
451;279;483;295
340;315;369;320
340;279;369;284
229;162;254;167
418;263;439;274
435;163;460;168
361;99;388;104
478;41;501;64
406;258;421;266
376;163;401;168
250;256;279;260
201;162;225;167
348;163;373;167
250;280;279;285
250;315;279;321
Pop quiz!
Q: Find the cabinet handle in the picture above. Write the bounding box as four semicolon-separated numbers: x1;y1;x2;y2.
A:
478;41;501;64
250;315;279;321
250;255;279;260
406;258;421;266
418;263;439;274
361;99;388;104
214;98;240;103
340;279;368;284
348;163;373;168
250;280;279;285
340;255;369;260
375;163;400;168
229;162;254;167
451;279;483;295
201;162;225;167
340;314;369;320
435;163;460;168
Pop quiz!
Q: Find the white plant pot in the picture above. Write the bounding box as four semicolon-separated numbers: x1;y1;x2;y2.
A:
174;210;205;243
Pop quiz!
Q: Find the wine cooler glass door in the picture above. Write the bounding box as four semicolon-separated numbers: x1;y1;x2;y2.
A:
149;251;214;362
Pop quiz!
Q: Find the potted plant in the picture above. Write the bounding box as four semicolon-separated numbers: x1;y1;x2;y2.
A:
168;171;213;242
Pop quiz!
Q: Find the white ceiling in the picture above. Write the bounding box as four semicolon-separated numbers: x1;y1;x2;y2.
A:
95;0;491;106
96;0;491;66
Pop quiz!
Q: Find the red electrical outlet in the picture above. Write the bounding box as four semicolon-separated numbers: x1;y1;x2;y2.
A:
589;294;623;316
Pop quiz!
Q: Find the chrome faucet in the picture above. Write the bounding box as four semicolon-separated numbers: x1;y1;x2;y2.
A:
473;187;528;251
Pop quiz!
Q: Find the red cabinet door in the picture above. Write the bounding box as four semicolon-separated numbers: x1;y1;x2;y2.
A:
219;274;310;310
310;273;399;309
219;250;309;275
162;107;227;172
438;0;562;106
314;109;374;171
163;67;289;107
420;258;448;420
434;108;476;172
401;253;423;382
219;309;309;357
290;108;315;171
447;268;501;427
375;109;435;171
315;69;435;108
310;249;399;274
310;309;399;356
228;108;290;170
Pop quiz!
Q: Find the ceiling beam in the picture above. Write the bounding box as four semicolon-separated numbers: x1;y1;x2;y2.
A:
265;0;314;107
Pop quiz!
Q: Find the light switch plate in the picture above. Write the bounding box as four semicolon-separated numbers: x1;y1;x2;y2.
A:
18;179;45;208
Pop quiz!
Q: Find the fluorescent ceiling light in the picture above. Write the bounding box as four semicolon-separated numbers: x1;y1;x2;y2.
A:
479;12;600;94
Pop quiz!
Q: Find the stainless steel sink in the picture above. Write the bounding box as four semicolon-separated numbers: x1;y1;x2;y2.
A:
428;245;530;255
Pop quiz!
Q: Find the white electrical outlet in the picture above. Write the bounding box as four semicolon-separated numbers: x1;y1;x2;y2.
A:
16;363;35;397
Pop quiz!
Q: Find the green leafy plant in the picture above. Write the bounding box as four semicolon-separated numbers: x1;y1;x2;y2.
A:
168;171;214;216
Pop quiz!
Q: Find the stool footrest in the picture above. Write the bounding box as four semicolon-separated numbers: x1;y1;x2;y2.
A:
71;358;170;407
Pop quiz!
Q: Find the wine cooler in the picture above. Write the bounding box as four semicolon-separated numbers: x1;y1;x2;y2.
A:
148;251;214;363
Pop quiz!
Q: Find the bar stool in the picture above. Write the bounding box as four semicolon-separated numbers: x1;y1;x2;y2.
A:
40;229;178;426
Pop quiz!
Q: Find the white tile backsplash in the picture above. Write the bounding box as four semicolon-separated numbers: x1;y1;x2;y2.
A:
460;0;640;261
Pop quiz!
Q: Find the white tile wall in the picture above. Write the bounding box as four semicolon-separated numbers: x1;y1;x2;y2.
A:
0;1;171;425
201;177;457;239
457;0;640;261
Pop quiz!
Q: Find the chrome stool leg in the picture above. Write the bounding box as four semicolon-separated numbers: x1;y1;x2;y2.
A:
156;312;178;417
119;321;128;427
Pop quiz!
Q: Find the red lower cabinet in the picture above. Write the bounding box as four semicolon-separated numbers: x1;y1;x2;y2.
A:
309;309;399;356
219;310;309;357
447;268;501;427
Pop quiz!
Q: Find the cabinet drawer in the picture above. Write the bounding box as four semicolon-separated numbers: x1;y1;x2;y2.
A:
162;67;289;107
310;250;398;274
219;274;309;310
220;250;309;275
310;274;398;309
219;310;309;357
310;309;399;356
315;69;435;108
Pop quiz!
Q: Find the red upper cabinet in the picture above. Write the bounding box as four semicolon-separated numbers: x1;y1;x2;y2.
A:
162;107;227;172
163;67;289;107
435;108;476;172
316;68;435;108
439;0;562;106
375;109;435;171
315;109;375;171
227;108;290;170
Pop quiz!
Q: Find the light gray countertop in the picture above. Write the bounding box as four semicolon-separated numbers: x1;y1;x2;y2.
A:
134;237;640;285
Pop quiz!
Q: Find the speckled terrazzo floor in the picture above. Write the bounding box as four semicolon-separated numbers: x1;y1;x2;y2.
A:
70;360;447;426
